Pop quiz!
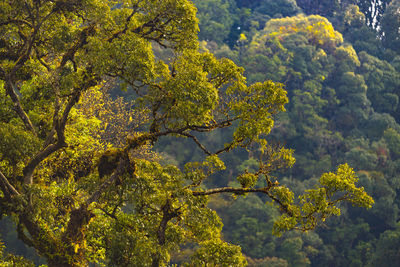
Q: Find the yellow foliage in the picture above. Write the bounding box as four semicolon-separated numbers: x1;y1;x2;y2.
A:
262;15;343;51
239;33;247;42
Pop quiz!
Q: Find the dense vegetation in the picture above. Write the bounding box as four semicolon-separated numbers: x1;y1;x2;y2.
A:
0;0;398;266
189;0;400;266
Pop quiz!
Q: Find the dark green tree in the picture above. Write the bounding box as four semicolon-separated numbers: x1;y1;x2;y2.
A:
381;0;400;54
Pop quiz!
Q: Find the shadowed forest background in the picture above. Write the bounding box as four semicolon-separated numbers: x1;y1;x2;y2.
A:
187;0;400;266
0;0;400;266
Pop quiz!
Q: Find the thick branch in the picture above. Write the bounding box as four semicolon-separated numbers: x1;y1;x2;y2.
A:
34;25;94;155
17;222;35;248
60;23;96;68
23;52;100;184
86;154;131;205
4;79;37;134
152;199;179;267
157;199;176;246
23;90;81;184
23;140;66;184
0;170;20;199
61;204;94;246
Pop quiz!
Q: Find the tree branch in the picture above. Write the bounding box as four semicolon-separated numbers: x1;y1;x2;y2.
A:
188;118;236;132
60;23;96;68
22;89;82;184
0;170;20;199
214;140;237;155
34;47;51;71
0;19;32;27
152;198;179;267
107;9;137;43
86;154;131;205
86;118;240;204
17;222;35;248
3;4;60;135
23;139;66;184
192;186;293;216
4;79;37;134
192;186;271;196
22;34;100;183
179;132;212;155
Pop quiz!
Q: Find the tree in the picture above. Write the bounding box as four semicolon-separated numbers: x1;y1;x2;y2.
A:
295;0;341;17
381;0;400;54
355;0;391;30
0;1;373;266
370;222;400;266
192;0;238;44
0;240;35;267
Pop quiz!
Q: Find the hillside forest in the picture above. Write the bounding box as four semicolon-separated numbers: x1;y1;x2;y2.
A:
0;0;399;266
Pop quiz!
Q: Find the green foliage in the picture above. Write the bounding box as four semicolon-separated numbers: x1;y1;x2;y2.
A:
370;222;400;266
238;172;258;188
190;1;400;266
246;256;288;267
193;0;238;44
276;236;309;267
260;15;343;52
384;128;400;159
357;51;400;120
189;239;247;266
381;0;400;54
0;122;41;166
0;1;381;266
273;164;373;235
89;158;249;266
0;240;34;267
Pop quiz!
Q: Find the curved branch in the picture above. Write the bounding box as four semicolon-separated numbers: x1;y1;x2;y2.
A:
23;139;67;184
23;89;82;184
23;58;100;184
60;23;96;68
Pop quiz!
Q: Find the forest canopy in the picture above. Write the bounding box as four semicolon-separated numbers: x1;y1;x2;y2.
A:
0;0;383;266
